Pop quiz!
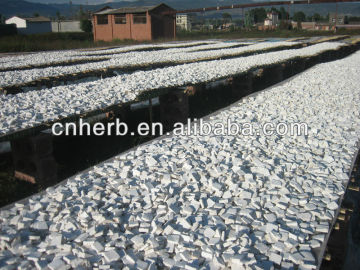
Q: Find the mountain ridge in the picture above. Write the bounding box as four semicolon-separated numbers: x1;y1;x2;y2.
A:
0;0;359;18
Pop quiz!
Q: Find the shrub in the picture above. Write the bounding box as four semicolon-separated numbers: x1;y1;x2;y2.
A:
0;24;17;37
80;19;92;33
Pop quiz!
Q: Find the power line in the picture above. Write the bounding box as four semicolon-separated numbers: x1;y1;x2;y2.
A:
163;0;360;14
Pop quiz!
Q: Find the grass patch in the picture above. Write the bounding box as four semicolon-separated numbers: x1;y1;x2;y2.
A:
0;32;143;53
1;28;360;53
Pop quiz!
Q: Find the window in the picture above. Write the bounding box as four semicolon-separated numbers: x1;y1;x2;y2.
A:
115;14;126;24
97;15;108;25
133;13;147;24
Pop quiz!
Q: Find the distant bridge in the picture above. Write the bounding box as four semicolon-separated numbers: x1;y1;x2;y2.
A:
163;0;360;14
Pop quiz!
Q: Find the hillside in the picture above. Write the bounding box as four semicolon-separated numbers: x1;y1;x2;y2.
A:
0;0;359;18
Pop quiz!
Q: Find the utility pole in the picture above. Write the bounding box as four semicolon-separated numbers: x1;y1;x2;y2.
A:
69;0;73;19
335;0;338;27
242;8;244;28
287;4;290;21
86;0;90;19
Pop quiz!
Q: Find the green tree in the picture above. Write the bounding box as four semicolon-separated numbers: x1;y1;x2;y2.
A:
279;7;288;20
33;12;40;17
249;8;267;24
269;7;289;20
80;19;92;33
245;11;254;28
313;13;321;22
293;11;306;22
56;11;65;21
234;18;243;27
279;20;292;30
349;16;360;22
78;5;88;20
222;13;232;24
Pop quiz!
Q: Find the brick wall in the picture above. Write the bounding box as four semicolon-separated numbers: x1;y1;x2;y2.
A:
93;15;113;42
93;6;175;42
112;14;131;40
130;13;152;41
93;12;152;41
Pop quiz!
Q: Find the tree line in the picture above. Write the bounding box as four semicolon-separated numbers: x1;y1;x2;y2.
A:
245;7;360;24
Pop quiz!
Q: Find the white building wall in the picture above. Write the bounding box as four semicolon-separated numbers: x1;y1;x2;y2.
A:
264;19;271;26
5;16;27;28
176;14;192;31
51;21;83;32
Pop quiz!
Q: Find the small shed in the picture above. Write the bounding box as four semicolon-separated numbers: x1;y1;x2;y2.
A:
5;16;52;35
264;12;279;26
92;3;176;41
291;21;316;30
